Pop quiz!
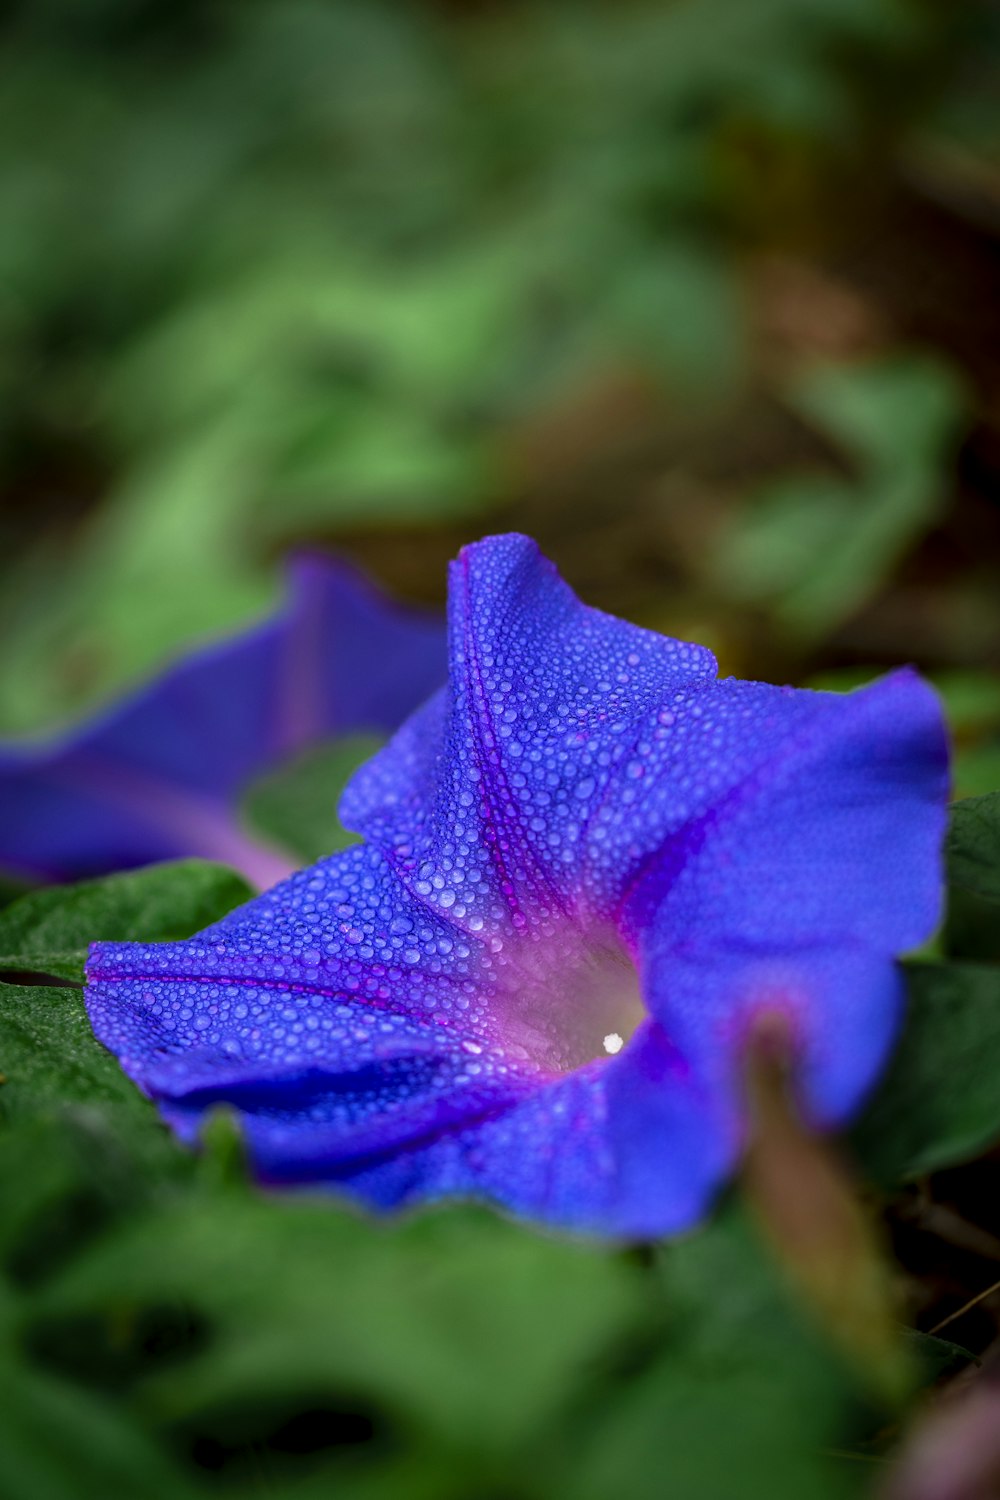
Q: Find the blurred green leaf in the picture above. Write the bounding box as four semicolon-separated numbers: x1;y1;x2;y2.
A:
902;1328;977;1386
18;1182;892;1500
28;1192;642;1457
244;733;384;865
0;0;967;728
0;1330;198;1500
946;791;1000;903
554;1204;869;1500
929;674;1000;738
715;356;967;642
0;861;252;985
944;794;1000;961
944;889;1000;967
792;357;963;476
953;743;1000;803
717;474;853;603
607;240;745;394
851;962;1000;1184
0;1113;158;1282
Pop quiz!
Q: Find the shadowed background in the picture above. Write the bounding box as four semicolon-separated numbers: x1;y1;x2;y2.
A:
1;0;998;778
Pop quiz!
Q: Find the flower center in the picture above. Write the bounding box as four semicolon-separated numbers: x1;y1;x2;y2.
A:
491;929;646;1075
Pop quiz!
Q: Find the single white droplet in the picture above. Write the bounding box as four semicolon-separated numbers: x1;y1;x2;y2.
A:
603;1032;624;1055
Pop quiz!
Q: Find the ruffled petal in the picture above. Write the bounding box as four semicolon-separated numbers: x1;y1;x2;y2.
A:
342;538;947;934
627;669;948;1122
625;669;948;954
341;533;716;929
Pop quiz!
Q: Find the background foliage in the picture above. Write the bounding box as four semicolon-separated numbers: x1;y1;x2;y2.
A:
2;0;1000;1495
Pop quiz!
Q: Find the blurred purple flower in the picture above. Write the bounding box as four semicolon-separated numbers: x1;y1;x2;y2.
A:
0;556;446;889
86;535;949;1236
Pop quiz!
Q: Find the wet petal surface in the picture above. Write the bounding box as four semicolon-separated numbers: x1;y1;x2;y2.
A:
86;534;949;1235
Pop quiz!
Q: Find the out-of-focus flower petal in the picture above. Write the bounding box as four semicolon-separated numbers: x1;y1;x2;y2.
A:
0;556;446;887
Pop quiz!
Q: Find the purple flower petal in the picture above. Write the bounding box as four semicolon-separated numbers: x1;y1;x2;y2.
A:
85;534;949;1236
0;556;446;887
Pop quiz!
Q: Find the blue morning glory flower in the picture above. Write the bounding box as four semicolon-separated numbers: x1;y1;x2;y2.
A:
0;555;446;889
85;535;948;1237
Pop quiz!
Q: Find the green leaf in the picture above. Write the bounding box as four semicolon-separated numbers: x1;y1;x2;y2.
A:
929;673;1000;739
0;861;253;985
0;982;178;1172
714;356;966;642
714;474;854;605
851;962;1000;1184
29;1195;642;1458
607;239;745;394
792;356;964;478
554;1205;870;1500
946;792;1000;903
243;733;385;865
0;874;29;912
945;886;1000;965
23;1194;905;1499
902;1328;977;1386
953;743;1000;803
0;1349;199;1500
0;1114;164;1285
943;794;1000;962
